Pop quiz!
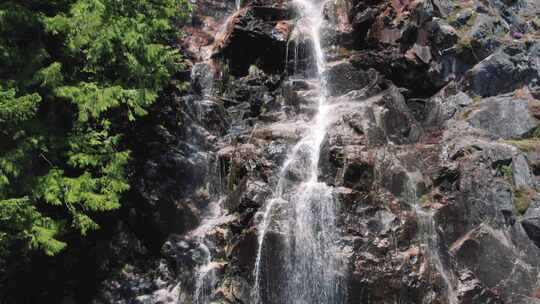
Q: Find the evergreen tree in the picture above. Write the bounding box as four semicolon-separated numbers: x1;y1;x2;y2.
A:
0;0;190;257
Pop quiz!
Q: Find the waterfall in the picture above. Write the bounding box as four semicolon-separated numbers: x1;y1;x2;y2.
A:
192;199;220;304
191;196;236;303
407;179;457;304
414;207;458;304
252;1;344;303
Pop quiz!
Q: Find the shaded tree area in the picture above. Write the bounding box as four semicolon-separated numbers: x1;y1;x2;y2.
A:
0;0;190;302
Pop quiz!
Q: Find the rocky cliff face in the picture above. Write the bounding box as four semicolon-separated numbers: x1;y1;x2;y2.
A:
94;0;540;303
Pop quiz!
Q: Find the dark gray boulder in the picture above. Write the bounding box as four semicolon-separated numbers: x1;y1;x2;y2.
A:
425;89;473;127
465;95;538;139
522;216;540;248
462;43;540;97
214;6;293;76
468;13;508;59
451;224;540;303
323;60;375;96
428;18;458;50
191;62;216;96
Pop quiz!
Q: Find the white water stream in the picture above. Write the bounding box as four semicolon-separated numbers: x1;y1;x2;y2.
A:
191;0;458;302
251;1;344;303
407;179;457;304
191;198;232;304
191;2;244;302
415;206;458;304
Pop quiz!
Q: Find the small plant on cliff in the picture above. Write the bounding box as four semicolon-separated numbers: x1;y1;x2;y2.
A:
500;164;513;182
461;98;481;119
530;126;540;139
456;35;473;53
503;139;540;152
514;186;535;215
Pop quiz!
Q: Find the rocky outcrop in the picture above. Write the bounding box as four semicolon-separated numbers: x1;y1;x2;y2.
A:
91;0;540;303
213;5;293;76
465;94;538;139
461;43;540;98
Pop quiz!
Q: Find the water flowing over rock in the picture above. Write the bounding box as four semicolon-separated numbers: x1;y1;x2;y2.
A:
250;2;346;303
84;0;540;303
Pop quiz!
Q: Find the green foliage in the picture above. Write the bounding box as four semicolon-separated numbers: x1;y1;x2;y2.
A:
503;125;540;153
0;197;66;256
456;36;473;53
44;0;188;90
496;160;535;215
514;186;534;215
0;87;41;127
0;3;45;79
500;164;513;182
0;0;190;257
34;63;64;89
503;139;540;152
530;126;540;139
55;83;157;122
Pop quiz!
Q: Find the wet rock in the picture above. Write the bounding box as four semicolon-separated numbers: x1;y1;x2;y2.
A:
451;224;540;303
369;17;402;45
410;0;435;25
321;1;355;47
350;7;377;46
368;210;398;235
253;121;309;141
230;228;258;274
343;159;374;192
223;276;251;303
380;86;423;144
190;98;230;135
432;0;454;17
225;178;270;211
352;8;377;27
323;60;374;96
407;98;429;125
182;0;238;61
320;84;422;162
192;0;238;21
94;261;178;304
191;62;216;96
77;1;540;304
456;270;503;304
380;161;425;201
282;79;320;117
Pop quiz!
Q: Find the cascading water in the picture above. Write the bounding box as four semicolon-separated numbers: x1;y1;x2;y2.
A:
252;1;345;303
190;3;245;302
191;197;234;304
406;179;457;304
415;207;458;304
